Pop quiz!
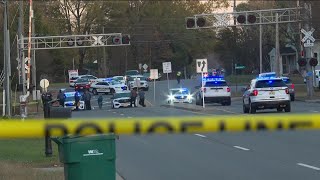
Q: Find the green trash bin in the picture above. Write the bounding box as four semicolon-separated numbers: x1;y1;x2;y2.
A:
52;134;116;180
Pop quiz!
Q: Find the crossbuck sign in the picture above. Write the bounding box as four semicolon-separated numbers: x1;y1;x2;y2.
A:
301;28;315;47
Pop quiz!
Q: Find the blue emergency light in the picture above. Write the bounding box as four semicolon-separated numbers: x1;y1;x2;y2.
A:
203;76;225;82
257;72;276;79
65;92;75;97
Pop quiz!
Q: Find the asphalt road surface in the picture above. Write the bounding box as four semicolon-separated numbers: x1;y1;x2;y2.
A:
71;79;320;180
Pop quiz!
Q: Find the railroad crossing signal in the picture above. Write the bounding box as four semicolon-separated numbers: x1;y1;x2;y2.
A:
92;36;103;46
301;28;315;47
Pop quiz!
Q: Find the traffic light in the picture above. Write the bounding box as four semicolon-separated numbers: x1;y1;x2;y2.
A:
122;35;130;45
298;58;307;67
186;17;206;28
237;14;257;24
67;38;84;46
309;58;318;67
112;36;121;44
186;17;195;28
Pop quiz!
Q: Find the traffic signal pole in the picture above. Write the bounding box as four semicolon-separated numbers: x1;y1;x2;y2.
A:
304;3;314;97
275;13;280;76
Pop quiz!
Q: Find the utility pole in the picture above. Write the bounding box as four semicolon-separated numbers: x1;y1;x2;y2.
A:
19;0;26;95
259;24;263;73
304;3;314;97
31;17;36;92
102;27;107;76
3;0;12;117
275;13;280;76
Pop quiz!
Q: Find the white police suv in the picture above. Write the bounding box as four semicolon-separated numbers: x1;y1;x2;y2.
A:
167;88;193;104
111;91;132;109
242;72;291;114
195;76;231;106
64;91;85;110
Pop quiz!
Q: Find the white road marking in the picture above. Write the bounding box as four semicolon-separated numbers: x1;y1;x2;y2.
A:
194;134;206;138
310;110;319;113
297;163;320;171
233;146;250;151
120;114;124;116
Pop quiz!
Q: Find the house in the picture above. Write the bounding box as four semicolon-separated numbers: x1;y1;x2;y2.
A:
268;46;298;75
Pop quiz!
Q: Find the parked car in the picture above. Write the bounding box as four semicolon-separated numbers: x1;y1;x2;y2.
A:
281;77;295;101
69;76;79;87
74;78;91;91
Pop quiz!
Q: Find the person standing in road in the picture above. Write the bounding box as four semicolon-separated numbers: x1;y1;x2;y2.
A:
177;71;181;84
74;91;81;111
138;89;146;107
84;90;92;110
57;90;66;107
130;88;138;107
98;94;103;109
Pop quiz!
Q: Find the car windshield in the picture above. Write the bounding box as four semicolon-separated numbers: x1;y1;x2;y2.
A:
205;81;227;87
70;77;78;80
282;78;292;84
255;79;287;88
126;70;139;76
76;79;89;83
170;89;189;95
114;76;124;80
64;93;75;101
114;92;131;99
110;81;122;85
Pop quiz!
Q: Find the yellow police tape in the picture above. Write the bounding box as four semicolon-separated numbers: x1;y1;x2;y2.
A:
0;114;320;138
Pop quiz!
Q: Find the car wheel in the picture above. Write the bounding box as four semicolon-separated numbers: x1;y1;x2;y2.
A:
290;95;295;101
226;99;231;106
249;102;256;114
145;87;149;91
93;89;98;95
284;104;291;112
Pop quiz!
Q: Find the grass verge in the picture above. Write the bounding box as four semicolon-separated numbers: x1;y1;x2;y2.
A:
0;139;63;180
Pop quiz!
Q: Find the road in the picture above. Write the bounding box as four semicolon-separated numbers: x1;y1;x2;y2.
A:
71;79;320;180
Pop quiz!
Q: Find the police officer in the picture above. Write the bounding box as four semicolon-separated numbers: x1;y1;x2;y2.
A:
177;71;181;84
57;90;66;107
41;91;53;118
74;91;81;111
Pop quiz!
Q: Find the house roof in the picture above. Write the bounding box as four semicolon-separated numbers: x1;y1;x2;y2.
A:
281;47;296;55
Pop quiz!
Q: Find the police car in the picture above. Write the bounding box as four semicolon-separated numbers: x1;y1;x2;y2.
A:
242;72;291;114
195;76;231;106
64;91;85;110
167;88;193;104
128;75;149;91
111;91;132;109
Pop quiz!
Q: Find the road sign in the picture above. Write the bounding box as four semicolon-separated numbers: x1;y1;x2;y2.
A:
196;59;208;73
142;64;148;70
162;62;172;73
235;66;246;69
150;69;159;79
92;36;103;46
40;79;49;89
301;28;315;47
68;70;78;79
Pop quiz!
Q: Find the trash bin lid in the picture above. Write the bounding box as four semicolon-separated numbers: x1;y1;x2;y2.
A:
60;134;116;143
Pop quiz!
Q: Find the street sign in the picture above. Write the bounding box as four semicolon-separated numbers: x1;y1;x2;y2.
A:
301;28;315;47
142;64;148;70
196;59;208;73
68;70;78;79
235;66;246;69
162;62;172;73
150;69;159;79
40;79;49;89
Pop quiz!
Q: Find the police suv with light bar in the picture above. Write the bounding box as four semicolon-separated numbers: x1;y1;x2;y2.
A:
195;76;231;106
64;91;85;110
242;72;291;114
167;88;193;104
